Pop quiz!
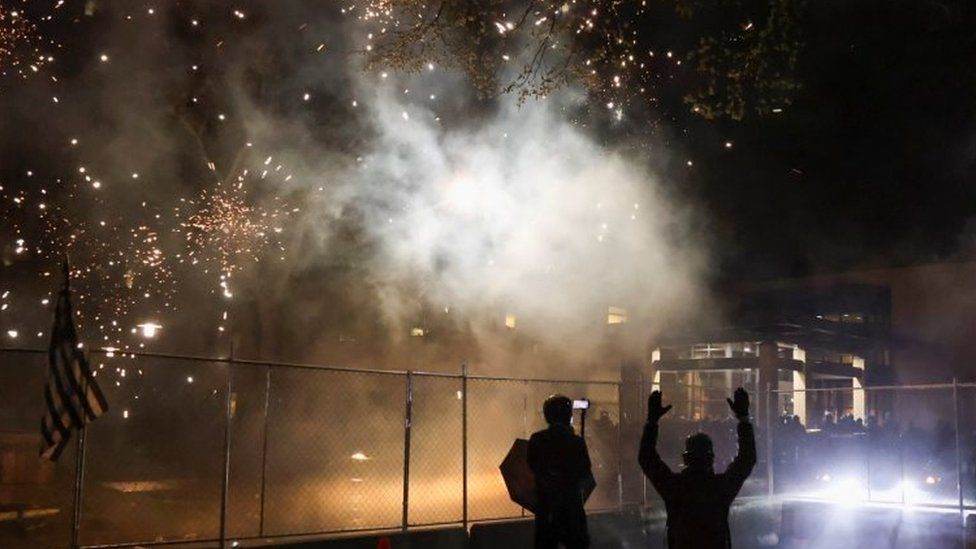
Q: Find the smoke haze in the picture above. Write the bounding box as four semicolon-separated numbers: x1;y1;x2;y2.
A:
0;1;711;375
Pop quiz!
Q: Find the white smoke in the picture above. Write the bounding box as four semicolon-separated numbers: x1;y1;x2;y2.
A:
241;69;708;364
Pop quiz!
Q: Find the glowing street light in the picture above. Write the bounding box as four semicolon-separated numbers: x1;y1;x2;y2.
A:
137;322;162;338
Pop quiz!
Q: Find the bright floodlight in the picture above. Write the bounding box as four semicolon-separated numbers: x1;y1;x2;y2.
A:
137;322;162;338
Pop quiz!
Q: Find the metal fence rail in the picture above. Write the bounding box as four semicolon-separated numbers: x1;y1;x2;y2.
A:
0;348;628;548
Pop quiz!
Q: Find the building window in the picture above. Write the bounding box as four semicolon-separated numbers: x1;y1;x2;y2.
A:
410;327;425;337
691;343;725;359
607;306;628;325
505;314;517;329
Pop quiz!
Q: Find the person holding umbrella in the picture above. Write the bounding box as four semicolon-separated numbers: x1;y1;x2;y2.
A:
527;394;594;549
639;388;756;549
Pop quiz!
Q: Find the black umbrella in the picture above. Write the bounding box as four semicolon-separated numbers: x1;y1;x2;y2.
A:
499;422;596;513
499;438;538;513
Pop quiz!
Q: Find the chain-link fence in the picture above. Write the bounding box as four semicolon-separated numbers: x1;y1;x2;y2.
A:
11;345;976;549
636;377;976;510
769;383;973;510
0;349;625;548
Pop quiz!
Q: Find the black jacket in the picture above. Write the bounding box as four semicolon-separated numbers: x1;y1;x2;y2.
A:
528;424;592;508
638;419;756;549
528;424;593;548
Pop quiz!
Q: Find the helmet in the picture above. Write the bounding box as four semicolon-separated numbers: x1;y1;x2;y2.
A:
543;394;573;426
682;432;715;470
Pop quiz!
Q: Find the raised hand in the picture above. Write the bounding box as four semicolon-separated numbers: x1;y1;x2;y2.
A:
647;390;672;423
727;388;750;419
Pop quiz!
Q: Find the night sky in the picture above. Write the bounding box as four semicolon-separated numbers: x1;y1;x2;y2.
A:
687;0;976;280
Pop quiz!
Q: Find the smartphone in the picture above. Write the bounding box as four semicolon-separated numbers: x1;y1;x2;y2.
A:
572;399;590;410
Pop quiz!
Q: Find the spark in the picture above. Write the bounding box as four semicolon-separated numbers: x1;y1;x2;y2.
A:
0;5;53;79
178;173;290;279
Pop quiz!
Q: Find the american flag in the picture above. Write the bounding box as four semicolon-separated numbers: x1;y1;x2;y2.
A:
40;272;108;461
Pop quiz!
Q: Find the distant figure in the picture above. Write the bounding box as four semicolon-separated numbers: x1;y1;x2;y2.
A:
528;394;594;549
639;388;756;549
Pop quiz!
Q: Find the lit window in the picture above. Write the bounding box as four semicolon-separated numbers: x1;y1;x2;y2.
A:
505;314;517;329
607;306;628;325
410;327;425;337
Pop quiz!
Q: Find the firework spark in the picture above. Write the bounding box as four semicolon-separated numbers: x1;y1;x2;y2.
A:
0;4;56;79
178;174;289;279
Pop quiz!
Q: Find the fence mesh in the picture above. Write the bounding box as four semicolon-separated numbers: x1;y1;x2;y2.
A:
771;385;962;507
465;378;527;521
261;367;405;536
225;364;271;539
408;374;463;526
80;356;226;546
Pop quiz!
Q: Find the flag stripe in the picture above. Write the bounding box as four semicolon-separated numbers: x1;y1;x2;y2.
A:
48;344;84;428
57;291;108;419
56;342;90;420
54;295;87;416
40;285;108;461
44;383;71;440
77;353;108;418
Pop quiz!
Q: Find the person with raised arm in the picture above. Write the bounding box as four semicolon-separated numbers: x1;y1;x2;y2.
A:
638;388;756;549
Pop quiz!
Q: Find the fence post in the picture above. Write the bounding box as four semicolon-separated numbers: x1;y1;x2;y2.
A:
639;371;646;507
462;363;469;530
219;363;233;548
616;382;624;511
521;380;528;518
70;423;87;549
258;366;271;537
402;371;413;531
954;377;964;516
765;382;774;498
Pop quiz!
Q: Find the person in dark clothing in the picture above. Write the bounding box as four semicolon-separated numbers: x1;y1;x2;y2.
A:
638;388;756;549
528;394;594;549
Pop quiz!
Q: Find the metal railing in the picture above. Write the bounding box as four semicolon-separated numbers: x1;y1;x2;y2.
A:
0;347;629;548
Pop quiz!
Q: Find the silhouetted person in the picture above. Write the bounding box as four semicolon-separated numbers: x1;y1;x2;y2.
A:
639;388;756;549
528;395;593;549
